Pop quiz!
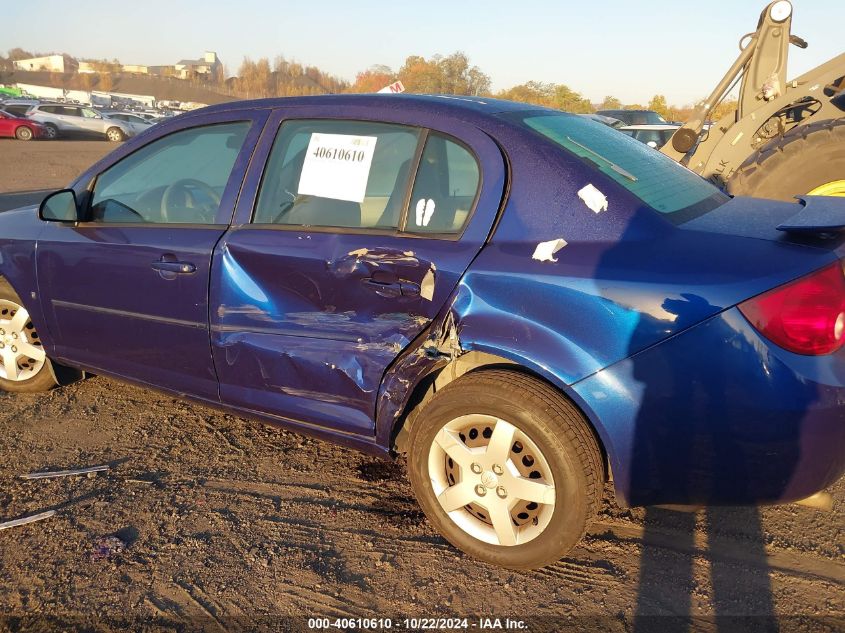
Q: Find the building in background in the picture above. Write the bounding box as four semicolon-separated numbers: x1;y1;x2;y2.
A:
13;55;78;73
174;52;221;80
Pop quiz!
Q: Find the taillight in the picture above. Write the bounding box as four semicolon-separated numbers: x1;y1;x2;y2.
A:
739;261;845;355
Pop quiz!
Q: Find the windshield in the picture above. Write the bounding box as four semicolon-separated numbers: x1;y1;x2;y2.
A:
507;112;728;220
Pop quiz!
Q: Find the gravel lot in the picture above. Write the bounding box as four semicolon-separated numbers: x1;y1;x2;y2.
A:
0;139;114;193
0;140;842;631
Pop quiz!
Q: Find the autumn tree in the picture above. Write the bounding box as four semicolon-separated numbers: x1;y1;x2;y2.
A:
648;94;670;119
496;81;592;112
7;48;35;61
236;57;260;97
79;73;94;91
550;84;593;113
350;65;397;93
231;55;347;98
397;52;490;95
212;63;226;86
98;73;114;91
600;96;623;110
710;98;738;122
496;81;549;105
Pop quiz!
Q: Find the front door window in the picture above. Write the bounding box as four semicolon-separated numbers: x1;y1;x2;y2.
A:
89;122;250;224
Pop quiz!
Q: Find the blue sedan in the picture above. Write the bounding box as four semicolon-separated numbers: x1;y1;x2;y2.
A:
0;95;843;569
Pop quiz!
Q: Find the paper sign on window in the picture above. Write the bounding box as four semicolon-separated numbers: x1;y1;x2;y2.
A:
297;133;378;203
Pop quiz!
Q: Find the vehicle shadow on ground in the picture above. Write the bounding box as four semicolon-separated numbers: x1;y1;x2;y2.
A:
634;506;776;632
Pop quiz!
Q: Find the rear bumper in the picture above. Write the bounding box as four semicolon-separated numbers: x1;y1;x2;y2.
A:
572;307;845;507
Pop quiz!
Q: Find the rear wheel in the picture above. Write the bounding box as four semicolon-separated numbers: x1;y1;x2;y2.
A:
42;124;58;140
727;118;845;201
407;370;602;569
106;127;125;142
14;126;33;141
0;281;56;393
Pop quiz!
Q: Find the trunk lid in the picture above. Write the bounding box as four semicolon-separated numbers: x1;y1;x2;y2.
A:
681;195;845;257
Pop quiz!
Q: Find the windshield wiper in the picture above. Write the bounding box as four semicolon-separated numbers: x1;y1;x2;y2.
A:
566;136;638;182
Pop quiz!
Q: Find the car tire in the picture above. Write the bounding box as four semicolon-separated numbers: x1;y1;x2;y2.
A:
43;124;59;140
0;279;57;393
14;126;33;141
106;127;125;142
407;369;603;569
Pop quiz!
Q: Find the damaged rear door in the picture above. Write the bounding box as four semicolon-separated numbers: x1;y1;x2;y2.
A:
209;107;505;437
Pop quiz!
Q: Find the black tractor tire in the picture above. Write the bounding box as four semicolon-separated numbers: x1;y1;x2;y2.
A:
0;279;58;393
727;118;845;201
407;369;603;569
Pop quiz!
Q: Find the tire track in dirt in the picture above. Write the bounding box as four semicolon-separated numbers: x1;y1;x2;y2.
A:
199;477;843;590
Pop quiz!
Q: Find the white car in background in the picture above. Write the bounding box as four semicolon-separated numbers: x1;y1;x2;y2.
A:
102;112;155;136
618;123;681;149
26;103;136;141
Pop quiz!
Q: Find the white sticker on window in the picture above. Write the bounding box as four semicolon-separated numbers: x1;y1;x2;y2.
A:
415;198;436;227
297;133;378;203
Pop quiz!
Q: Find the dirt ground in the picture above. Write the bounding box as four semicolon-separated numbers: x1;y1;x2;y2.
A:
0;139;115;192
0;141;843;632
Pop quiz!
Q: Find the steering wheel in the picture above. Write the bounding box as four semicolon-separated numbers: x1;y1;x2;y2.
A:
160;179;222;223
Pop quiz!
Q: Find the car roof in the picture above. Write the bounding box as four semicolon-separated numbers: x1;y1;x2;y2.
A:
199;93;552;122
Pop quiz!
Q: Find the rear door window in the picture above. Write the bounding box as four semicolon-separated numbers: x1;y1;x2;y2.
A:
253;120;421;229
406;133;480;234
253;121;482;235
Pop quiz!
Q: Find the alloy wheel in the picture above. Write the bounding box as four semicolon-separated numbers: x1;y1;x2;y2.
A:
427;414;556;547
0;300;46;382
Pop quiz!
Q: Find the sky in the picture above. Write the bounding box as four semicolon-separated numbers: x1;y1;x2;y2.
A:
4;0;843;105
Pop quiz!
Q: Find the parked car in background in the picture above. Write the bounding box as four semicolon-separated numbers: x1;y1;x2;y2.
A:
0;110;46;141
26;104;135;141
2;95;844;570
619;123;682;149
102;112;155;136
0;99;41;118
597;109;667;125
580;113;625;128
131;112;161;122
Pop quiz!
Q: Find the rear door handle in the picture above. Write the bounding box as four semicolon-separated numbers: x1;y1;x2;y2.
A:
362;277;420;298
363;278;402;298
151;261;196;274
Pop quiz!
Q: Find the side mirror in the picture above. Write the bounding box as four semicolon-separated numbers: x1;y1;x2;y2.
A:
39;189;80;223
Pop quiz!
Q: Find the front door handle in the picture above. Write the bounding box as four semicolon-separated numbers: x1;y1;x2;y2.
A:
152;255;196;281
151;261;196;274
